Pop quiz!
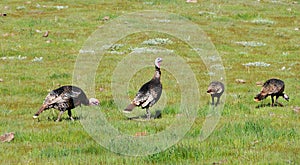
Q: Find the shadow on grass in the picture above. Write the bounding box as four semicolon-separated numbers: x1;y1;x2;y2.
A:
255;102;284;109
46;116;81;122
128;110;162;121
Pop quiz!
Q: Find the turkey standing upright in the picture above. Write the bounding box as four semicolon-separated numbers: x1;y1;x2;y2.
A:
33;85;99;122
254;78;289;106
123;57;163;120
207;81;225;106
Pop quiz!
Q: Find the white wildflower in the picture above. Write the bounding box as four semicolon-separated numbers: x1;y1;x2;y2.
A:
158;19;171;23
236;41;266;47
251;19;275;25
16;6;26;10
142;38;173;45
1;55;27;60
54;6;68;10
32;57;43;62
243;62;270;67
282;52;289;56
131;47;174;53
108;51;125;55
79;49;95;54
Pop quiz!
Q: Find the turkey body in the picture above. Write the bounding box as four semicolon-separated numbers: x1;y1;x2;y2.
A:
124;57;163;120
254;78;289;106
207;81;224;106
33;85;99;122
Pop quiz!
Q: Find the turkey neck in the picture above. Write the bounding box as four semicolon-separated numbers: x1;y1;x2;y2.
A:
153;66;161;80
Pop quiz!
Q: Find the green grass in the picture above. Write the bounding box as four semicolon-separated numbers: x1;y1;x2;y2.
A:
1;0;300;164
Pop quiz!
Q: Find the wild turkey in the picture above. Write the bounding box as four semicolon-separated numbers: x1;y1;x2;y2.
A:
254;78;289;106
207;81;225;106
123;57;163;120
33;85;99;122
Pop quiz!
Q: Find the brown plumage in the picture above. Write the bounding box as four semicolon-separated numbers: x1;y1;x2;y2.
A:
207;81;224;106
254;78;289;106
123;57;163;120
33;85;99;122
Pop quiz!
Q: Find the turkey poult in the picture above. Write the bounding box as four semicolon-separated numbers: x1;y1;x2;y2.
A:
254;78;289;106
123;57;163;120
207;81;225;106
33;85;99;122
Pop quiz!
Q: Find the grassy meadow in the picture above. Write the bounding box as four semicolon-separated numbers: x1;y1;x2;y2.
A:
1;0;300;164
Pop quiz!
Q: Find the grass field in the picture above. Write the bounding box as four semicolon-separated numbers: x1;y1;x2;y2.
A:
1;0;300;164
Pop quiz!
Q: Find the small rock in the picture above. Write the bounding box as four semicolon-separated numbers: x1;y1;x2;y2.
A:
2;33;10;37
186;0;197;3
135;131;147;137
46;40;51;43
0;78;3;82
2;33;15;37
292;106;300;113
235;79;246;83
102;16;110;21
269;112;276;117
256;81;263;86
16;6;26;10
295;27;299;31
43;30;49;37
251;140;259;145
213;159;227;165
99;87;104;92
0;132;14;142
176;113;184;117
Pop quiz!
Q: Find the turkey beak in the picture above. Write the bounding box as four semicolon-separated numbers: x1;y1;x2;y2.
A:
94;101;100;106
159;59;163;63
158;60;162;67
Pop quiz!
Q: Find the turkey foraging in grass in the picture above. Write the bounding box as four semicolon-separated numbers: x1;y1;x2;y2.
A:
123;57;163;120
33;85;99;122
207;81;225;106
254;78;289;107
